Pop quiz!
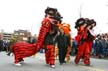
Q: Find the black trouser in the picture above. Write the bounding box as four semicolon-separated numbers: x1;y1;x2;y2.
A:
0;46;3;52
58;47;67;63
0;47;1;52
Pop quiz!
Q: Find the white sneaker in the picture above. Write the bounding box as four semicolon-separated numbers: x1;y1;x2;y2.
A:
14;63;21;66
51;65;55;68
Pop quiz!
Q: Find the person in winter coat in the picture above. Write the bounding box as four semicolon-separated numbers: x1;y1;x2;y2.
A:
56;25;70;65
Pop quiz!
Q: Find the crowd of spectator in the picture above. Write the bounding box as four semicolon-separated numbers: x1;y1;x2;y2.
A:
92;33;108;58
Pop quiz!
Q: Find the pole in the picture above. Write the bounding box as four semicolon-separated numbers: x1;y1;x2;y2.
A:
79;3;83;18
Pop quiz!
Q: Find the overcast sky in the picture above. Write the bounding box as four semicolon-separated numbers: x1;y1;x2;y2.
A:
0;0;108;37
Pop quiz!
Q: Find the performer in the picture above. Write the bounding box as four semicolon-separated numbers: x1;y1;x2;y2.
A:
12;7;61;66
44;13;62;68
56;25;70;65
74;18;96;66
62;23;72;63
44;23;58;68
74;18;89;66
54;24;63;60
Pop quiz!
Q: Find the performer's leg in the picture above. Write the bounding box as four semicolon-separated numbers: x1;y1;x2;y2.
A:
55;46;59;59
84;42;90;65
66;46;71;63
14;52;22;66
13;45;22;66
75;44;85;64
59;48;64;65
62;47;67;63
14;55;20;64
49;45;55;65
45;45;55;67
13;47;20;64
45;48;50;64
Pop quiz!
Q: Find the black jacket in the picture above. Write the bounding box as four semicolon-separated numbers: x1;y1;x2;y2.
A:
55;33;70;49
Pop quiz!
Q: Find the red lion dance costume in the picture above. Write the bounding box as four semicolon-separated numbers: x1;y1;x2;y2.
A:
74;18;96;66
12;7;60;66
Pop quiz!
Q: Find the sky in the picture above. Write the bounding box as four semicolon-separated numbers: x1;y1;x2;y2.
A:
0;0;108;37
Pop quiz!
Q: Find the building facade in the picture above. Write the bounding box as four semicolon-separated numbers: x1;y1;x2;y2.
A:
14;30;31;41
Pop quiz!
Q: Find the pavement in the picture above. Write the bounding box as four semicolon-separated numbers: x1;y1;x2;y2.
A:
0;52;108;71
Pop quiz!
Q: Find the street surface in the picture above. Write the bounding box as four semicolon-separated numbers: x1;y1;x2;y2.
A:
0;52;108;71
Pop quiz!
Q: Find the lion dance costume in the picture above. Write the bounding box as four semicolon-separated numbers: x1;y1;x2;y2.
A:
12;7;62;66
74;18;96;66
